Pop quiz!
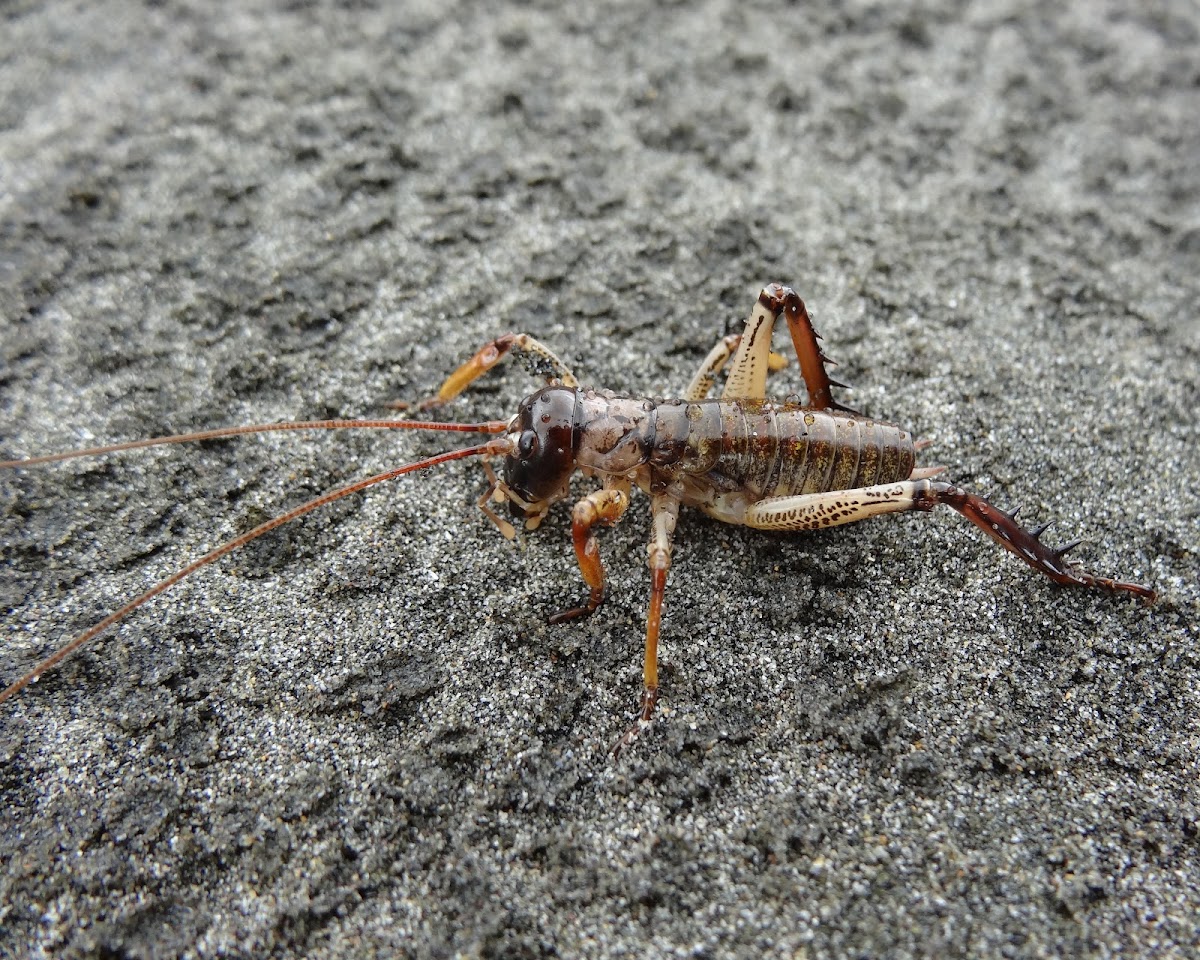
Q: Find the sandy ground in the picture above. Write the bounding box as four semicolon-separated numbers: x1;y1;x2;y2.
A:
1;2;1197;957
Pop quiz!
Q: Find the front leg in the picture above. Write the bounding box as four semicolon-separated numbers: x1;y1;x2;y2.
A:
395;333;579;411
547;480;632;624
722;284;855;412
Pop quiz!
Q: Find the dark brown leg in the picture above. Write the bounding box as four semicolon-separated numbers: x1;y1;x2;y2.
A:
912;482;1155;599
759;283;857;413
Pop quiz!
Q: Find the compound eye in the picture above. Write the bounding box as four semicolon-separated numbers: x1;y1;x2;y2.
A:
517;430;539;460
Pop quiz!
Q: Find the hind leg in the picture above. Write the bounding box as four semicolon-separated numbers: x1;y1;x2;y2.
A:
766;283;856;413
614;487;683;757
684;332;786;401
743;480;1154;598
722;284;856;412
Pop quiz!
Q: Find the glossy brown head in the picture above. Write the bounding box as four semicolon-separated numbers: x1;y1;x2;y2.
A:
504;386;582;516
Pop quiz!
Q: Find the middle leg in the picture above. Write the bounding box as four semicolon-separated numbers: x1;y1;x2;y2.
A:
614;484;683;756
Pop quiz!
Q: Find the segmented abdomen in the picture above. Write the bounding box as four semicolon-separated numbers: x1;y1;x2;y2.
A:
573;390;915;497
683;401;915;496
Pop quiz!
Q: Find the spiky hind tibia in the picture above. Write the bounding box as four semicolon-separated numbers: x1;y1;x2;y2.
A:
911;482;1155;600
742;479;1154;599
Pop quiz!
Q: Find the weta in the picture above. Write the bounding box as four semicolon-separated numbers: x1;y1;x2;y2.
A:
0;284;1155;751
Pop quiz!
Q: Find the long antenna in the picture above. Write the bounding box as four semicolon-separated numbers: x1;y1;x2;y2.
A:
0;438;511;705
0;418;510;468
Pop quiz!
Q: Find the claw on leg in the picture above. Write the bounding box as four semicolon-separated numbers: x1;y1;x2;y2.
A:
612;686;658;758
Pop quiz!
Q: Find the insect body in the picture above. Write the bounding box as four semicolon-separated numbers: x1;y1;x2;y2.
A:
1;284;1154;751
